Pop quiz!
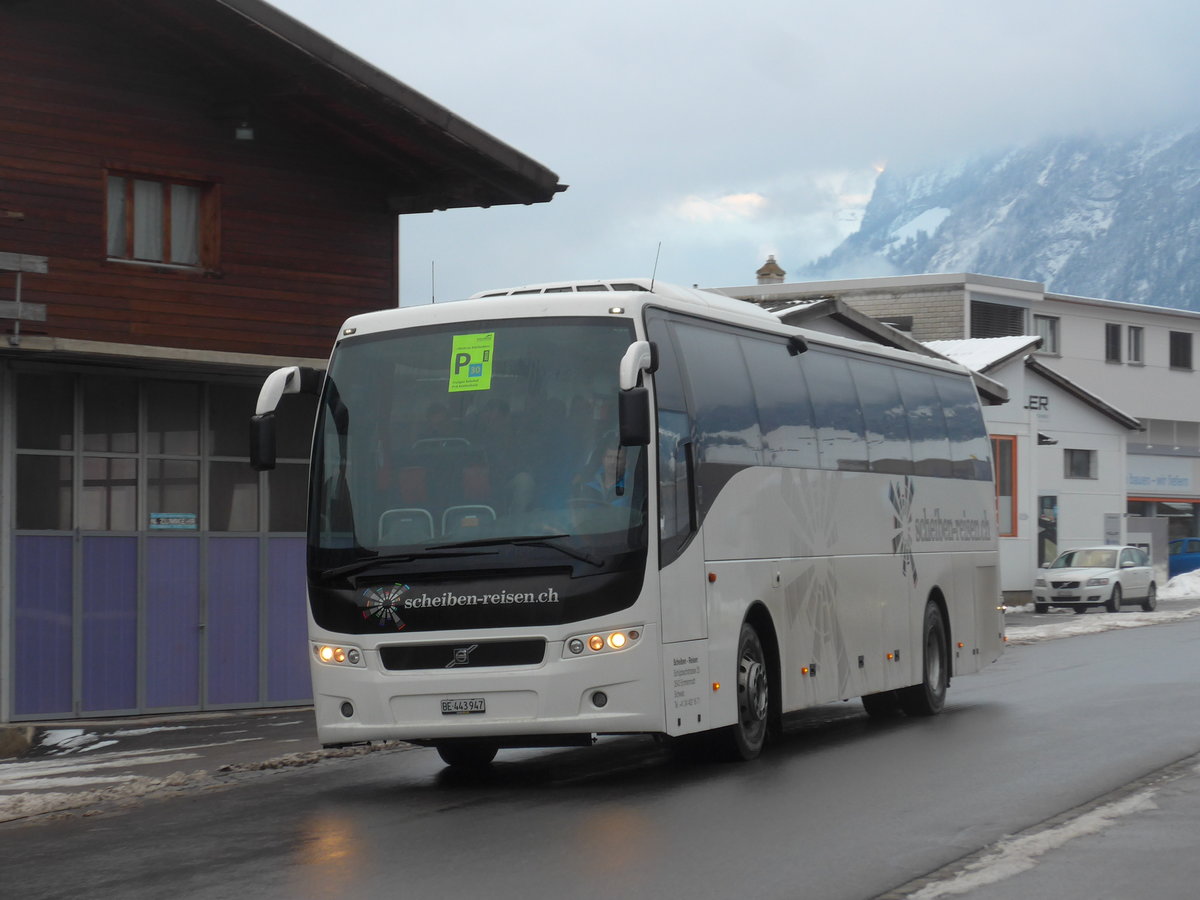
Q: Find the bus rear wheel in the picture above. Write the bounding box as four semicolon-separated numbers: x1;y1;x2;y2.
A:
717;622;770;761
898;602;948;717
436;742;498;769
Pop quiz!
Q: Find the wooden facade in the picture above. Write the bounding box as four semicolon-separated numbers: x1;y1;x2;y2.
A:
0;0;564;358
0;0;563;723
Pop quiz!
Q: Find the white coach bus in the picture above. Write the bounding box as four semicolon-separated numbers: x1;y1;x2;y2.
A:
251;279;1003;767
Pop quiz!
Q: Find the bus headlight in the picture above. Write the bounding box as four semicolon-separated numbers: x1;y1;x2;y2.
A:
314;643;365;667
564;628;642;658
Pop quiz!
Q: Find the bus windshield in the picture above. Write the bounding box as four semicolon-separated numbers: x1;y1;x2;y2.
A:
310;316;647;576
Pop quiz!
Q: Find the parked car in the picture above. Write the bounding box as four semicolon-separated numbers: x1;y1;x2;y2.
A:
1033;545;1156;614
1168;538;1200;580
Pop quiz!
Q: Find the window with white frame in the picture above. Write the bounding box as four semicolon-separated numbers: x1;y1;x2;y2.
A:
1033;315;1059;354
1128;326;1144;364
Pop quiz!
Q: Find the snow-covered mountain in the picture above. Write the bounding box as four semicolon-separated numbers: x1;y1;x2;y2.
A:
802;127;1200;309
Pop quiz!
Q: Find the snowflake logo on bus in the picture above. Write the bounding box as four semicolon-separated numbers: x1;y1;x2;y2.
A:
361;583;409;631
889;477;918;585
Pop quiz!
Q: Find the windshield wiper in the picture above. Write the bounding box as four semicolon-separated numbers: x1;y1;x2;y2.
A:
433;534;604;568
320;549;493;580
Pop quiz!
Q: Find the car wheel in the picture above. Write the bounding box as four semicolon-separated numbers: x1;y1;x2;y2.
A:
1142;582;1157;612
1106;583;1122;613
1072;606;1087;615
436;742;498;768
898;603;948;717
1034;603;1049;614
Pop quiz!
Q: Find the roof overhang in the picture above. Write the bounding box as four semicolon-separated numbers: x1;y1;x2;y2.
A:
93;0;566;213
770;297;1009;405
1025;357;1142;431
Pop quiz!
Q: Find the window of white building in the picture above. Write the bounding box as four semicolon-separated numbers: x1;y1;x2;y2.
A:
1033;315;1059;354
1063;448;1097;479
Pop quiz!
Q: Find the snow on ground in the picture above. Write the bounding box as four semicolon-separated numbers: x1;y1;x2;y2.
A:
1005;571;1200;645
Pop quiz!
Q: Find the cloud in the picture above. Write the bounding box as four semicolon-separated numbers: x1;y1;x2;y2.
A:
673;193;768;224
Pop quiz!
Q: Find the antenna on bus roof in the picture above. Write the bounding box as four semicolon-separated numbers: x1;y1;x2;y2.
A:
650;241;662;292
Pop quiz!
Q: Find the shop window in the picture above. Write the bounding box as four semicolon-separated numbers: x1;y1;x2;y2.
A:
210;461;259;531
209;384;259;456
148;459;200;530
147;382;201;455
1038;496;1058;566
106;172;217;268
83;377;139;453
268;464;309;532
16;456;73;530
1064;448;1097;479
81;457;137;531
991;435;1017;536
17;372;74;450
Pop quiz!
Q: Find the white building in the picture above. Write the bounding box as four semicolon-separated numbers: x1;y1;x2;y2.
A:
715;271;1196;600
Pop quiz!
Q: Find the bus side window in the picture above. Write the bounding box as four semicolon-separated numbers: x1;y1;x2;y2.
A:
851;360;913;475
742;336;818;469
895;368;953;478
673;323;762;468
803;350;868;472
935;375;993;481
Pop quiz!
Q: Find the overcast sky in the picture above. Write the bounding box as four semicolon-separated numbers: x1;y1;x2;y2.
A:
270;0;1200;304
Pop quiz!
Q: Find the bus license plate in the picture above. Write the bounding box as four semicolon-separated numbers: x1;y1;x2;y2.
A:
441;697;486;715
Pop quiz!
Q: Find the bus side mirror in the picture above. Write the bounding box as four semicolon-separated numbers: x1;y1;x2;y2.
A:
250;365;322;471
250;413;277;471
619;386;651;446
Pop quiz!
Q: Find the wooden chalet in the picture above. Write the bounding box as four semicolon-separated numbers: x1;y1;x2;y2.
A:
0;0;564;722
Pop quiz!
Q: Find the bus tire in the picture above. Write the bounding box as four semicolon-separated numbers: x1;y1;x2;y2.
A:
436;742;498;768
718;622;770;761
898;602;948;717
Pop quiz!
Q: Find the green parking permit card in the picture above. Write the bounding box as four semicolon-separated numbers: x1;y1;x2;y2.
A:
448;332;495;392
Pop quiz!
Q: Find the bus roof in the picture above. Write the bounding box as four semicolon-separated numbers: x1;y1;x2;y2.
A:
339;281;975;380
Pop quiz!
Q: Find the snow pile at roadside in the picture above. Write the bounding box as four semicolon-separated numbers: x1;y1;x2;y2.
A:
1159;570;1200;600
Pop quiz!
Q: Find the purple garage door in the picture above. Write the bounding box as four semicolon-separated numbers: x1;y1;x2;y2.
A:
11;534;312;719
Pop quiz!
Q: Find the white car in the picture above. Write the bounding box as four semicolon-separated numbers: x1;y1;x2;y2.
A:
1033;545;1157;614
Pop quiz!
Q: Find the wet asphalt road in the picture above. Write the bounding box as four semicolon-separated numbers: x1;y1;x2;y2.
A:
2;613;1200;899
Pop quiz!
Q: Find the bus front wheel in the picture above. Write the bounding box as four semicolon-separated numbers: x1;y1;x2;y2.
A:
717;622;770;761
898;602;948;717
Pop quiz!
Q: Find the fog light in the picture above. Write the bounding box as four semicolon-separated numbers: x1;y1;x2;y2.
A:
592;691;608;708
568;638;585;655
340;701;354;718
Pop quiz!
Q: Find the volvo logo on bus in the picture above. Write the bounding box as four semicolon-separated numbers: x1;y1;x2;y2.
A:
446;644;479;668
